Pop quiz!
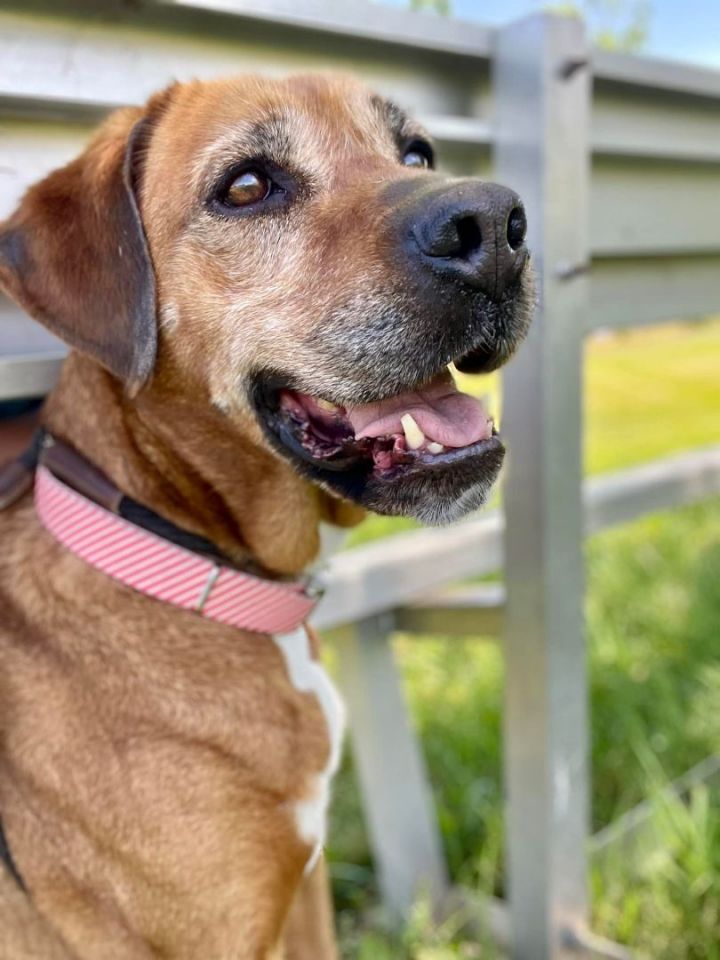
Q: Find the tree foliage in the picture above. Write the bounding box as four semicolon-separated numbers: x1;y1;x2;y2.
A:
407;0;651;53
409;0;452;14
543;0;650;51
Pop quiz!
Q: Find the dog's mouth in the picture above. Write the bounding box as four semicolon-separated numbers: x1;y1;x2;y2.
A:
275;369;496;472
252;358;505;521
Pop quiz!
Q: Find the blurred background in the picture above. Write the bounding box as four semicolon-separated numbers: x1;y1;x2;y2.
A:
0;1;719;957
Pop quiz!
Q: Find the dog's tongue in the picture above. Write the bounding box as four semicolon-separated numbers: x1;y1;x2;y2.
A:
346;371;492;448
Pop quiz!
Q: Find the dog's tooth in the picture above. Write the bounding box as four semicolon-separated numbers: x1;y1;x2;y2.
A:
400;413;425;450
316;398;339;413
426;442;444;454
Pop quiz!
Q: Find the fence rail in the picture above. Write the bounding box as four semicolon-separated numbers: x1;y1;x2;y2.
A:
1;3;719;958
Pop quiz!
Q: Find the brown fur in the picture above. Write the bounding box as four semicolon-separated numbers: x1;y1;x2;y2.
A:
0;72;532;958
0;75;397;960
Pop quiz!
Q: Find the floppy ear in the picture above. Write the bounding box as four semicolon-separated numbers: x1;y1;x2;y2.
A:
0;108;159;395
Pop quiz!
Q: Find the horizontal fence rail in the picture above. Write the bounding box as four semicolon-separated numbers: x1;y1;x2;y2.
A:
318;447;720;632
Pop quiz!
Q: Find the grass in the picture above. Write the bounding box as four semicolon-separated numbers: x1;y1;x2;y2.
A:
328;318;720;956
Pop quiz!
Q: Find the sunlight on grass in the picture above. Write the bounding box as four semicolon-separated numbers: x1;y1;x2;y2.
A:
586;319;720;474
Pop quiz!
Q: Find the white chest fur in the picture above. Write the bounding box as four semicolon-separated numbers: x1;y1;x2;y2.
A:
273;628;346;873
272;523;348;872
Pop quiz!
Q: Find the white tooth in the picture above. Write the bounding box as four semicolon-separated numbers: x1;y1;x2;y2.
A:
400;413;425;450
426;442;444;454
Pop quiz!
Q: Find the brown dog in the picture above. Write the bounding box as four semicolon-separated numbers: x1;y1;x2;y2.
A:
0;74;533;959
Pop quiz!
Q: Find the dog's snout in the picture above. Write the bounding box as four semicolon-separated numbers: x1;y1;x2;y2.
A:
410;183;528;299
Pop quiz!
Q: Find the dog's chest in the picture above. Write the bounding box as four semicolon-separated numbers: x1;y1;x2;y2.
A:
273;523;347;870
273;628;345;871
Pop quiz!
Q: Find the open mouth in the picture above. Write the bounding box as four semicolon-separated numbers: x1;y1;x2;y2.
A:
253;362;504;516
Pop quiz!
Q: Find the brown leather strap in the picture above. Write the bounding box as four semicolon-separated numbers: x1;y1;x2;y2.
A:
40;437;123;513
0;460;34;511
2;430;235;568
0;427;45;511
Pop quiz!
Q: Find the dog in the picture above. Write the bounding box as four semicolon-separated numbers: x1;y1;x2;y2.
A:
0;73;534;959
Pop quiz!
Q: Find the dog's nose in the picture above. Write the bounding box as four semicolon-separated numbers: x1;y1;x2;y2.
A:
411;182;528;299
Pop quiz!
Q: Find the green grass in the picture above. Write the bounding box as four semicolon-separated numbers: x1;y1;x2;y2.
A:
586;320;720;474
329;318;720;956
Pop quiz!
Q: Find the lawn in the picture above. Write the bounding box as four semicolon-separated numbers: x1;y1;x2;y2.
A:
328;318;720;957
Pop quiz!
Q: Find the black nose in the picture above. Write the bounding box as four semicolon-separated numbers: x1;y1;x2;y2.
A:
411;182;528;298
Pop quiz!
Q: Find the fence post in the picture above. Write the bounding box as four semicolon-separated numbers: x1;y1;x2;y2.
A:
494;13;591;959
334;615;448;920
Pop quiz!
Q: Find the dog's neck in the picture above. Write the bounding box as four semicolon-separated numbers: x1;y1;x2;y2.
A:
42;353;361;576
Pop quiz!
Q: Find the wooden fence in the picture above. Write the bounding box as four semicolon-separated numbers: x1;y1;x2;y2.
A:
1;2;720;957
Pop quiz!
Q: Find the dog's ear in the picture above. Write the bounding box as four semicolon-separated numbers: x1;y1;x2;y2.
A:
0;105;164;396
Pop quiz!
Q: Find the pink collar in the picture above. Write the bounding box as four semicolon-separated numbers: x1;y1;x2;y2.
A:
34;465;319;635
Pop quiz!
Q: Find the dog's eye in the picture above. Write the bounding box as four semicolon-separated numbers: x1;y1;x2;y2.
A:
225;170;272;207
402;142;433;170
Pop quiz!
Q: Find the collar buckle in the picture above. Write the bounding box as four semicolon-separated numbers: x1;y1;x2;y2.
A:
195;564;221;613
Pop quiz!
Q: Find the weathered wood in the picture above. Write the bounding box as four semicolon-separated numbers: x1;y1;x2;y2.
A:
313;513;504;631
393;584;504;638
589;254;720;331
591;161;720;258
0;6;485;122
444;887;633;960
496;14;591;959
156;0;494;58
333;615;448;919
594;47;720;100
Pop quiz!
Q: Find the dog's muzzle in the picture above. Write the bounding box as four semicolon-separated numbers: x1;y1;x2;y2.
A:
251;176;535;524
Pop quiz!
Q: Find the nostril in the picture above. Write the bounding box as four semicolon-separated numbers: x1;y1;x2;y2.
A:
454;216;482;260
507;206;527;251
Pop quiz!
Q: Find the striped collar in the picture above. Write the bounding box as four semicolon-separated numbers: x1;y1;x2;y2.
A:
34;464;321;635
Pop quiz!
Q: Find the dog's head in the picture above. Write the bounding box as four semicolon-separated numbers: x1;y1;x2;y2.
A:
0;75;534;525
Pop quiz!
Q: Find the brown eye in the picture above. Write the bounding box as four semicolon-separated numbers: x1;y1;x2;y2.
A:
225;170;271;207
402;144;433;169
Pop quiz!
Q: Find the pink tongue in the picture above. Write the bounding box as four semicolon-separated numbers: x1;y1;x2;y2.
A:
346;371;492;448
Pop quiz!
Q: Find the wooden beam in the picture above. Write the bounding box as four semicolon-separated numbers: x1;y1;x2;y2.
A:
394;583;504;637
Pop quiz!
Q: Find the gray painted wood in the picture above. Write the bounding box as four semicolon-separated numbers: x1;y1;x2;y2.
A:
314;512;504;631
157;0;494;58
0;7;483;120
590;158;720;257
585;445;720;533
594;48;720;100
592;86;720;163
334;615;448;919
589;255;720;330
495;14;591;959
394;583;505;638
